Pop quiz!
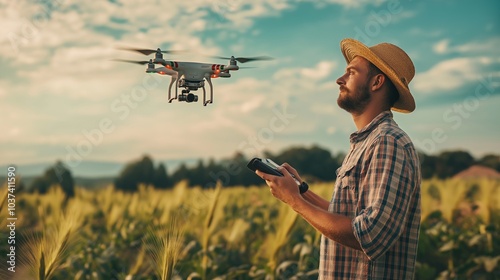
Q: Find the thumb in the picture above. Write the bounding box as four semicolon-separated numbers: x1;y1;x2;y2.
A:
281;163;300;179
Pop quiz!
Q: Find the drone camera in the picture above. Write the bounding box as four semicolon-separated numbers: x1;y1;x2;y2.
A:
179;93;198;103
187;93;198;102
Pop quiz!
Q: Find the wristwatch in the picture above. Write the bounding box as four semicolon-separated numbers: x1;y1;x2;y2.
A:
299;181;309;194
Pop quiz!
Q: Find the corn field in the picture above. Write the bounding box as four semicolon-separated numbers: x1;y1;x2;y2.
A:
0;179;499;280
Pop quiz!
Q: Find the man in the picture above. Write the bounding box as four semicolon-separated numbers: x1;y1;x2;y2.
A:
256;38;421;279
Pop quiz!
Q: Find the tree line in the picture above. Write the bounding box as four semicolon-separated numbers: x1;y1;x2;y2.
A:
27;145;500;195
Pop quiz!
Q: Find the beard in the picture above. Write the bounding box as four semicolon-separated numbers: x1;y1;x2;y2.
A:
337;83;371;115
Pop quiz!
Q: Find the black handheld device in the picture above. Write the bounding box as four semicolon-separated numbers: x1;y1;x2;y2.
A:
247;157;309;193
246;158;283;176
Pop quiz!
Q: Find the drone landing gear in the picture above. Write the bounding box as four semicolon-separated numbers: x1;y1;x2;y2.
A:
168;76;178;103
202;77;214;106
202;87;212;106
167;76;214;105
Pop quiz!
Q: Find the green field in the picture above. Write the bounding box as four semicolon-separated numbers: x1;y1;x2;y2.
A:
1;179;499;280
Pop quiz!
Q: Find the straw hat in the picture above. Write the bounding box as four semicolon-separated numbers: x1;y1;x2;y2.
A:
340;38;416;113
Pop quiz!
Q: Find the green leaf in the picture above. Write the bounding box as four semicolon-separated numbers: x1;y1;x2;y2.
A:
467;234;483;247
474;256;500;273
439;240;455;252
39;251;45;280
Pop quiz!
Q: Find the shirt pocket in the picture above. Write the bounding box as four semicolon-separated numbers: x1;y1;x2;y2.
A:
331;164;358;215
338;164;356;191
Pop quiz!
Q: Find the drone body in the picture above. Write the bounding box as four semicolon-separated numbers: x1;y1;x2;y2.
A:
116;48;271;106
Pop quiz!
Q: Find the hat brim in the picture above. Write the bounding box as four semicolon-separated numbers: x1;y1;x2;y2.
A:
340;39;415;113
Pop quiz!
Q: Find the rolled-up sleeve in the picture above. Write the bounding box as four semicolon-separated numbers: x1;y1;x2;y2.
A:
352;135;415;261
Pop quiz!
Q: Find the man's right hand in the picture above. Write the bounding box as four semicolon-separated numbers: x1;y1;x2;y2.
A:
281;163;303;183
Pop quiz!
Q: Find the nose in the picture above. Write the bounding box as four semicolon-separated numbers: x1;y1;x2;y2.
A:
336;73;346;86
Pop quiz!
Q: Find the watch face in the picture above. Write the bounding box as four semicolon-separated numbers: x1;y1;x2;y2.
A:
299;182;309;193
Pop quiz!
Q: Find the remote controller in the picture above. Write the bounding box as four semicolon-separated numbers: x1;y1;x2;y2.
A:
247;157;309;193
247;158;283;176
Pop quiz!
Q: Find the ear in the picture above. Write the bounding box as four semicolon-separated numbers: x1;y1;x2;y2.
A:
370;74;385;92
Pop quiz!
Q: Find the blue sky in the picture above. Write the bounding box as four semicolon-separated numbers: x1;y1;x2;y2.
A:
1;0;499;172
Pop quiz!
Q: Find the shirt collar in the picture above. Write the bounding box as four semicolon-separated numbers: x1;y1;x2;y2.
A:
349;110;393;143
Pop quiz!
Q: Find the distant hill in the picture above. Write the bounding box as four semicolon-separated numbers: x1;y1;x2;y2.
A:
1;161;124;178
73;176;116;189
453;165;500;179
0;158;199;189
1;158;199;178
0;176;115;190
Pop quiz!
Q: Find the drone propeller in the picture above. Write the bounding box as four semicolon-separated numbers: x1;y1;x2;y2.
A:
213;55;273;63
117;47;183;56
112;59;151;65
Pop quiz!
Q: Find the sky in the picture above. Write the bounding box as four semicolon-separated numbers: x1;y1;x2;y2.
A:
1;0;499;175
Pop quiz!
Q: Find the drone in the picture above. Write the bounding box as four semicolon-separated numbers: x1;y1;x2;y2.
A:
115;48;272;106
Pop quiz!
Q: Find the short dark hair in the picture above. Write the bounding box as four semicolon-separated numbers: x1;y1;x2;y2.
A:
367;62;399;107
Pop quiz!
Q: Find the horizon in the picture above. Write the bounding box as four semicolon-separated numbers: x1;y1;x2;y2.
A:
2;145;497;178
1;0;499;169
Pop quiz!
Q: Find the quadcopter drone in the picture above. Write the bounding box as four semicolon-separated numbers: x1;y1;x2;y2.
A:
115;48;272;106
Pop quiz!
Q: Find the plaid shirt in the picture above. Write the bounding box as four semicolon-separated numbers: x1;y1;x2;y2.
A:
319;111;421;279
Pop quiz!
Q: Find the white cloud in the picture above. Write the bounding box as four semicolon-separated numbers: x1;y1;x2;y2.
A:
431;37;500;55
211;0;388;29
390;10;416;22
412;57;500;94
0;102;54;145
274;60;336;82
0;81;7;97
433;39;450;54
1;1;216;62
301;61;336;80
453;37;500;54
215;0;291;28
327;126;337;134
311;103;338;115
422;37;500;94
